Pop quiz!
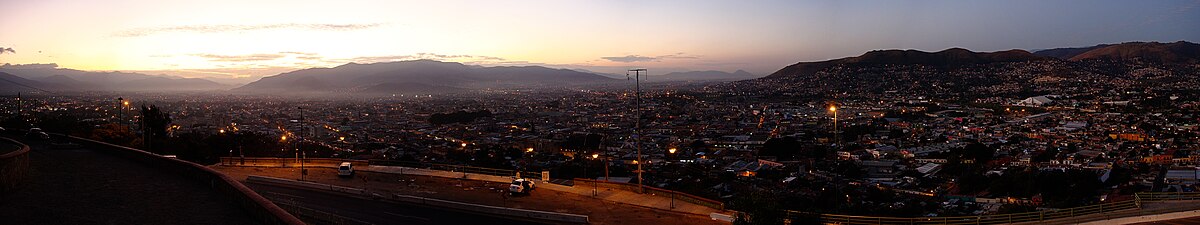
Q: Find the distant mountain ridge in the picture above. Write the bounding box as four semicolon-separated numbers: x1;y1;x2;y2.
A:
1065;41;1200;63
767;48;1048;79
0;63;228;92
234;59;617;94
1033;41;1200;63
653;70;757;82
1032;45;1112;59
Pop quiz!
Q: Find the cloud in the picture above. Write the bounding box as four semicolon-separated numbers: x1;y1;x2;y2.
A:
601;52;700;63
602;55;658;63
191;53;287;62
0;63;58;69
115;23;384;37
345;53;506;63
0;47;14;54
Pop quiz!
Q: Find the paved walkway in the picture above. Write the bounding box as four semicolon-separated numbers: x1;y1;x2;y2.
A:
0;138;259;225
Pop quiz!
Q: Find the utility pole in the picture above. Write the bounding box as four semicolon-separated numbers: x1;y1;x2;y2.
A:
298;106;306;180
628;68;646;192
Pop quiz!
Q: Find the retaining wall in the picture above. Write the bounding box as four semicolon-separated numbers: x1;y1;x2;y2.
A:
0;137;31;195
59;134;305;225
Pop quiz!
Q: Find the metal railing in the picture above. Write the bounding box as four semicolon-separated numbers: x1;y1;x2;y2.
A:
789;200;1138;225
782;192;1200;225
368;160;543;180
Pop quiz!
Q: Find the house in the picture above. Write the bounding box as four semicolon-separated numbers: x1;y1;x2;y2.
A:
1018;96;1054;106
862;160;899;180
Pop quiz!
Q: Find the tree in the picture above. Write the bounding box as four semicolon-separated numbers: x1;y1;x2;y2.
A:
760;137;801;160
731;192;787;225
140;105;172;138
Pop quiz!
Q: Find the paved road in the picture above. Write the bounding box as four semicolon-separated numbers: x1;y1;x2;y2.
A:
0;137;259;225
246;183;544;225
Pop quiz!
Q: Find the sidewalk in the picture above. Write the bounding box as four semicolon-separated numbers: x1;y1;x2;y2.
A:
364;165;722;216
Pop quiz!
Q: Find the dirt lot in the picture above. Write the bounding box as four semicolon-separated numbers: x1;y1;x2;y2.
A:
214;166;727;225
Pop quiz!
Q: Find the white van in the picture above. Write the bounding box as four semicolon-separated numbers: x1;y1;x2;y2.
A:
508;178;535;195
337;162;354;177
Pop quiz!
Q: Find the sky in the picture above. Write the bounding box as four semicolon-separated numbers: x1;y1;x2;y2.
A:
1;0;1198;84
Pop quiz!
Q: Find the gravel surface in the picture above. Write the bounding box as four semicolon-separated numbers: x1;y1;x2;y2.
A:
216;165;727;225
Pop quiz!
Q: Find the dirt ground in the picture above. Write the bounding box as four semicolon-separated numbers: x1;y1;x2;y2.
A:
214;166;727;225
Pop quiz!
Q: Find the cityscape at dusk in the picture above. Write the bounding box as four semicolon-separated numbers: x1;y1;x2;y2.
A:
2;1;1200;225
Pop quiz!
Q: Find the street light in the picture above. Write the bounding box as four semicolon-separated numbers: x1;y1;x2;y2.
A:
830;105;839;147
668;148;677;154
593;153;609;181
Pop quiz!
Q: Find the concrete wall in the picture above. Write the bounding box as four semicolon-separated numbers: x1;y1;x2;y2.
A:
0;137;31;195
59;134;305;225
220;157;368;169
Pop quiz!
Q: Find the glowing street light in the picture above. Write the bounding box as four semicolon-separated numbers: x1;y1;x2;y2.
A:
592;153;600;159
280;135;288;141
219;129;226;134
668;148;677;154
526;147;534;152
830;104;839;147
460;143;468;147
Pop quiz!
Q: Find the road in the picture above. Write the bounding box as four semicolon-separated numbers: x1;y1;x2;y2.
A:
246;182;544;225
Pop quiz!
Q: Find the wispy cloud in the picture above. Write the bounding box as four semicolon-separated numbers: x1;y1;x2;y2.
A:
115;23;384;37
0;47;14;54
345;53;505;63
602;55;657;63
191;53;287;62
600;52;699;63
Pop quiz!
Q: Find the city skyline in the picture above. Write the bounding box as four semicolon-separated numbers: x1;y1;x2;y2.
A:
1;0;1198;83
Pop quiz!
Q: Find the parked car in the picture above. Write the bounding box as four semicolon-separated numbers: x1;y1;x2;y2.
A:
26;128;49;140
508;178;536;195
337;162;354;177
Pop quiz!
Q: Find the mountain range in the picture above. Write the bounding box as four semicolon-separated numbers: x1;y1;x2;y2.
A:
233;60;616;95
767;41;1198;79
754;41;1199;98
652;70;758;82
0;63;228;92
1;41;1195;94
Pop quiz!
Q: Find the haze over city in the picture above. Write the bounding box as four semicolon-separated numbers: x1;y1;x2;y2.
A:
2;1;1200;225
2;0;1197;84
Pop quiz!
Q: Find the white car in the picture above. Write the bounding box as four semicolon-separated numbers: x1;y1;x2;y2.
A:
508;178;535;195
337;162;354;177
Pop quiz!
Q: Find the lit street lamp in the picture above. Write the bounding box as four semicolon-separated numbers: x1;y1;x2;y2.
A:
830;105;839;147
